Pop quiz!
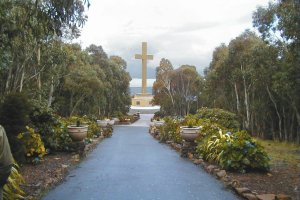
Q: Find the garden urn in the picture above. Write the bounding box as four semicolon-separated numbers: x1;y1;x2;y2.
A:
108;119;115;126
180;126;201;142
97;120;108;127
67;125;88;141
154;120;165;127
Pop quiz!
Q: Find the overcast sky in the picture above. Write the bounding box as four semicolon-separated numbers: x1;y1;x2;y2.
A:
76;0;271;79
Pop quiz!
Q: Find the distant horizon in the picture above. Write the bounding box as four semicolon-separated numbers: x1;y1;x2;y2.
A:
130;86;153;96
130;78;156;88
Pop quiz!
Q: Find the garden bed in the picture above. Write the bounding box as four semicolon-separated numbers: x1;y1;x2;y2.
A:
227;140;300;200
149;128;299;200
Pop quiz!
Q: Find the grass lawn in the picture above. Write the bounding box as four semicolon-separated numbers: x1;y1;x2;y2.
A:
258;139;300;168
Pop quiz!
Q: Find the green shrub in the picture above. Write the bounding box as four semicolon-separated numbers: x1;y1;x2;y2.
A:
80;115;101;138
219;131;270;172
3;162;25;200
87;121;100;138
102;125;113;138
112;111;124;118
154;111;165;119
183;115;228;142
196;129;231;163
54;117;75;151
29;105;61;150
17;126;46;164
159;117;182;144
196;108;240;130
0;93;32;162
197;130;270;172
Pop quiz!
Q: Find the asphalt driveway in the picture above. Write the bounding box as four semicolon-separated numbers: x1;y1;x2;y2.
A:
43;115;238;200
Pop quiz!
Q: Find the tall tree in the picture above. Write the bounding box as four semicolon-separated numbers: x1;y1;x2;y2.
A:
253;0;300;142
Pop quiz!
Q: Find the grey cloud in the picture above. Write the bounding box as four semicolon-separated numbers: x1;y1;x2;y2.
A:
171;21;221;34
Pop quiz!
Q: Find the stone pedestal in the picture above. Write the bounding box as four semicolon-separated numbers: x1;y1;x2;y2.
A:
181;140;197;158
101;125;113;138
67;141;85;154
131;93;154;107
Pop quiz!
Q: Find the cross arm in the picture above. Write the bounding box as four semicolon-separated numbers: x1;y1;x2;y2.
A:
147;55;153;60
135;54;142;59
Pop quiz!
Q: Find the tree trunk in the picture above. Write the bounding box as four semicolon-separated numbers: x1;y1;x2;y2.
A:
234;82;240;114
291;101;300;144
19;66;25;92
47;76;54;108
282;106;288;141
5;64;13;93
37;46;42;102
70;94;85;116
290;112;295;142
241;65;250;131
266;85;282;140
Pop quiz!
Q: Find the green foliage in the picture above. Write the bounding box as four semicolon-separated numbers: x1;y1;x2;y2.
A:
80;116;101;138
101;126;113;138
119;114;138;123
154;111;165;119
184;115;197;128
112;111;124;118
30;112;72;152
29;104;61;150
196;130;231;163
17;126;46;164
0;93;31;162
196;108;240;130
3;162;25;200
183;114;228;141
197;130;270;172
219;131;270;172
159;117;182;144
64;115;100;138
51;117;72;152
153;59;203;116
195;119;227;141
0;93;31;136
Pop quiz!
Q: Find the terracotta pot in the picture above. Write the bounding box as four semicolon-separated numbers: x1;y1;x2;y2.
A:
180;126;201;142
67;125;88;141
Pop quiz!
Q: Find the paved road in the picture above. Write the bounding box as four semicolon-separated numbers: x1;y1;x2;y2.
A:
43;115;238;200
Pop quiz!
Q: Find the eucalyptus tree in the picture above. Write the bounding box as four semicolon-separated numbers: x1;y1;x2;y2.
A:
0;0;88;100
203;43;232;110
153;60;202;116
153;58;175;115
85;45;131;117
253;0;300;142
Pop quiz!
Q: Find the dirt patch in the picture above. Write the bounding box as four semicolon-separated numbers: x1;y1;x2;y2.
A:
20;152;76;199
228;140;300;200
228;166;299;199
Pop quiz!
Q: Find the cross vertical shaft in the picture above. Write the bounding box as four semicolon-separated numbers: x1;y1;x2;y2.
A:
135;42;153;95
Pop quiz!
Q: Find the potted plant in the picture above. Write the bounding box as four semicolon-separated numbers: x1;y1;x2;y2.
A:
108;119;115;126
67;120;88;141
154;117;165;127
97;118;108;127
113;117;120;125
180;121;201;142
